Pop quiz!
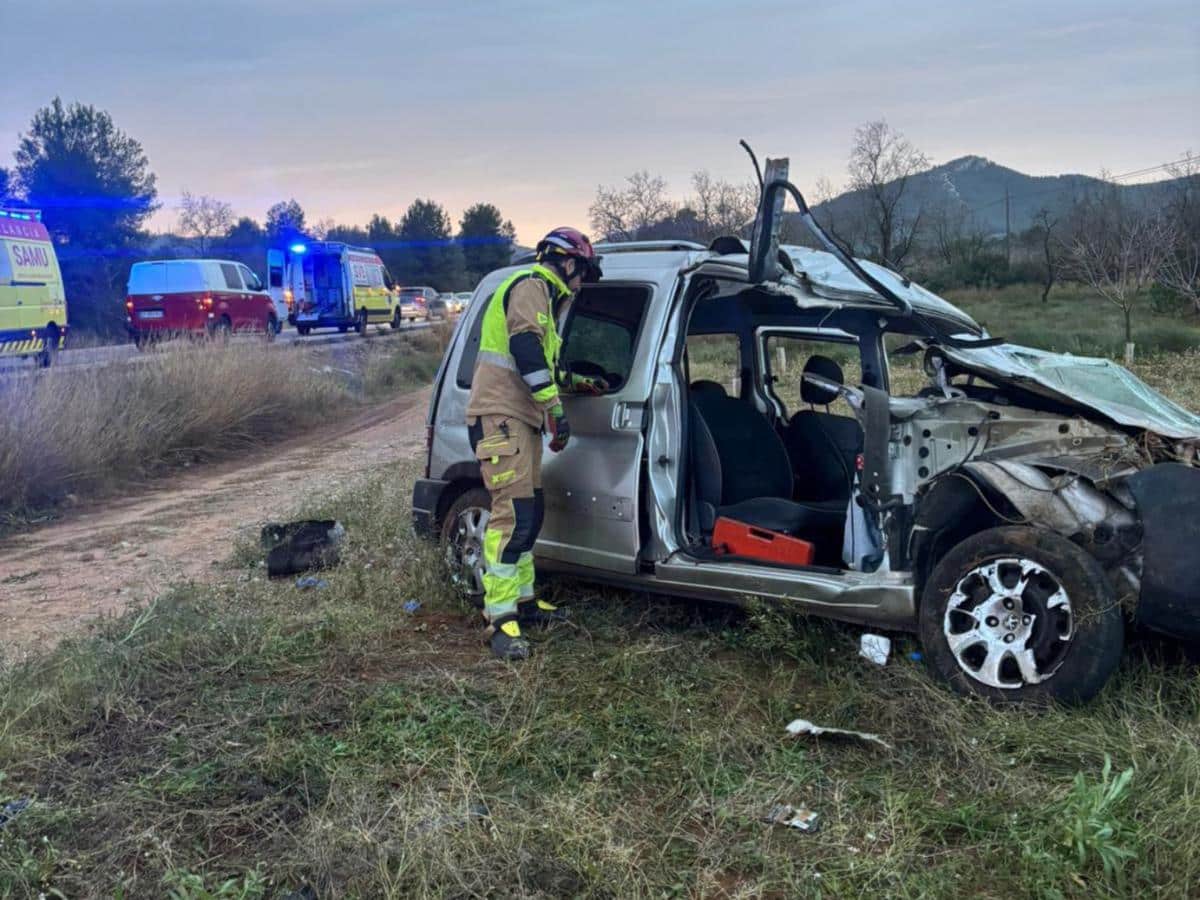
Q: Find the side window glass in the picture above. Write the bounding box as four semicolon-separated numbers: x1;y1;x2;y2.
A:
686;333;741;396
220;263;243;290
559;284;651;392
764;335;862;419
239;265;262;291
269;265;283;288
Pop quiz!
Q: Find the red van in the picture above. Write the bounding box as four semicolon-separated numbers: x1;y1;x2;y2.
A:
126;259;278;346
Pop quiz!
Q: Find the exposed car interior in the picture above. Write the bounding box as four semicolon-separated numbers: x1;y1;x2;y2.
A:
678;281;885;569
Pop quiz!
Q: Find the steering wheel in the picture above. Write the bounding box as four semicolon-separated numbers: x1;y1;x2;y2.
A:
802;371;865;409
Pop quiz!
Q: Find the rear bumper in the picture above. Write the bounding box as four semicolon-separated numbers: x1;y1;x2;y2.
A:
412;477;450;539
1128;463;1200;641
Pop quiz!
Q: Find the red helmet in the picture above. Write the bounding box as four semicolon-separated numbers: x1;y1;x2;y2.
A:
536;227;603;283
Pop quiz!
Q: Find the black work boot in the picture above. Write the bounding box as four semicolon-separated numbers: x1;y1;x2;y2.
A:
518;598;569;628
487;615;531;661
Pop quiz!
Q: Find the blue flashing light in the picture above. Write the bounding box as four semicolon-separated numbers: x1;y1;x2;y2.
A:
289;243;308;254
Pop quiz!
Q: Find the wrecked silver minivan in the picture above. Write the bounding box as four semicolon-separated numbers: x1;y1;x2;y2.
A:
414;156;1200;704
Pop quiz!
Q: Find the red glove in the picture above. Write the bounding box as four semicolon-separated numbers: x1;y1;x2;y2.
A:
546;404;571;452
571;374;609;395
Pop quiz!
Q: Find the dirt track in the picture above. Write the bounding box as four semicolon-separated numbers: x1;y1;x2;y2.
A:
0;388;431;653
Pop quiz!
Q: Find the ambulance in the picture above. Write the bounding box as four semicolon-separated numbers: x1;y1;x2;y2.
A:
267;242;399;336
0;208;67;366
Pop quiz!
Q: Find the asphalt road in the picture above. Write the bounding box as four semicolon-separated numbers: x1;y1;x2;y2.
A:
0;319;435;375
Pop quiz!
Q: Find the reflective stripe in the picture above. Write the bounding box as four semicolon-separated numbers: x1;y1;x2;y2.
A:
522;368;552;387
478;349;518;372
532;384;559;403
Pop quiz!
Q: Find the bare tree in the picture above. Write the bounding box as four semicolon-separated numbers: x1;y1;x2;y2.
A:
1067;194;1176;361
812;175;866;255
846;120;930;271
1158;154;1200;314
688;170;758;241
178;192;233;255
1030;208;1060;304
589;171;675;241
310;217;337;240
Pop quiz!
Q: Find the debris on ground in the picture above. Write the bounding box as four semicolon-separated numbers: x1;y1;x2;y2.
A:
295;576;329;590
909;651;923;662
261;520;345;577
785;718;893;751
763;803;820;833
0;798;31;829
403;599;422;614
859;633;891;666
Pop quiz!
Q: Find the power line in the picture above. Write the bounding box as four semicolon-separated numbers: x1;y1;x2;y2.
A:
964;154;1198;216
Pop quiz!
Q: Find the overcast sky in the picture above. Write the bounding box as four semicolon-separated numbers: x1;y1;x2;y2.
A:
2;0;1196;244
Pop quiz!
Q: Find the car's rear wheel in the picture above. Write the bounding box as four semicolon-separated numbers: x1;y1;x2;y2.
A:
264;314;278;342
355;310;368;336
37;325;59;368
209;317;232;344
296;325;311;336
391;309;402;330
440;487;490;608
918;526;1123;705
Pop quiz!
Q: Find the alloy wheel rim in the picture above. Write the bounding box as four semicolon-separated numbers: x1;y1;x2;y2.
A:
446;506;488;596
942;556;1074;689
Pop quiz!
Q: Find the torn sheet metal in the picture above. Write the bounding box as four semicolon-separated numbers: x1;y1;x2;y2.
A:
785;718;893;751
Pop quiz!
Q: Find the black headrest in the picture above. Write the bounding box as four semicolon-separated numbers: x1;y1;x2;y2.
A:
689;379;727;397
801;355;844;405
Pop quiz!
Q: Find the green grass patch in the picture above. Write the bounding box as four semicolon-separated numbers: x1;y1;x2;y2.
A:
2;461;1198;897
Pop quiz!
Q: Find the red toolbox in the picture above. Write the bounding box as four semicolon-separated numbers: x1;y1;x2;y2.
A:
712;517;815;566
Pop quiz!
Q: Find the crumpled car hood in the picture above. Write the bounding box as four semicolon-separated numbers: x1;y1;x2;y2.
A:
942;343;1200;440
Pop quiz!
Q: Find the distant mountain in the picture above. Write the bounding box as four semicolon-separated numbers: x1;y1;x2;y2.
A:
809;155;1186;238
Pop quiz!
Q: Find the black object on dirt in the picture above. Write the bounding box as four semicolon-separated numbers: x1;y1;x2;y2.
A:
261;520;345;578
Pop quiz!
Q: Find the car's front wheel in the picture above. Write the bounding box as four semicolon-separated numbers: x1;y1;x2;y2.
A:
439;487;490;608
918;526;1123;705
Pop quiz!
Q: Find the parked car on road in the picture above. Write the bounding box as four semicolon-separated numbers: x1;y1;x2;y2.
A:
399;286;439;322
0;207;67;367
413;157;1200;705
126;259;276;346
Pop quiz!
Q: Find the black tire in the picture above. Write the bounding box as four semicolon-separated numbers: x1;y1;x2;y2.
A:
338;325;349;334
355;310;368;336
918;525;1123;705
264;315;278;342
439;486;491;608
297;325;311;336
391;309;402;330
210;317;232;344
37;325;59;368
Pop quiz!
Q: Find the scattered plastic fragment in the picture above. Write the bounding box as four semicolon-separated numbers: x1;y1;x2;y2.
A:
763;803;820;833
403;599;422;614
295;576;328;590
909;651;923;662
0;798;31;829
859;633;891;666
785;718;893;751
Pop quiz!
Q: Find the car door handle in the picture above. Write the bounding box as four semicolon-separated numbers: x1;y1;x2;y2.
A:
611;401;644;432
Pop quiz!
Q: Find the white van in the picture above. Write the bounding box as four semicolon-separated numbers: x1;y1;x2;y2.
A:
267;242;399;336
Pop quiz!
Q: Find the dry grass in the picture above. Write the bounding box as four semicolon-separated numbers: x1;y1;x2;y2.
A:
1;463;1196;897
0;335;441;524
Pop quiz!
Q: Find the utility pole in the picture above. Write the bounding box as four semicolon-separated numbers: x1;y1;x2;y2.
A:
1004;187;1011;266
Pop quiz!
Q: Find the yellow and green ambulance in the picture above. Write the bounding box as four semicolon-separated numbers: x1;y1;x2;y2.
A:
0;208;67;366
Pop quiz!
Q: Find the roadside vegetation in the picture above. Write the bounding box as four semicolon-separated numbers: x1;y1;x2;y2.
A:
0;330;443;529
1;459;1197;897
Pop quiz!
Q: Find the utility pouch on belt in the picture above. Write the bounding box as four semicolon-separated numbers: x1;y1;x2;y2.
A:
475;432;522;489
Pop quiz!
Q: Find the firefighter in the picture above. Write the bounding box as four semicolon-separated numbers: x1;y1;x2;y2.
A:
464;227;604;660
